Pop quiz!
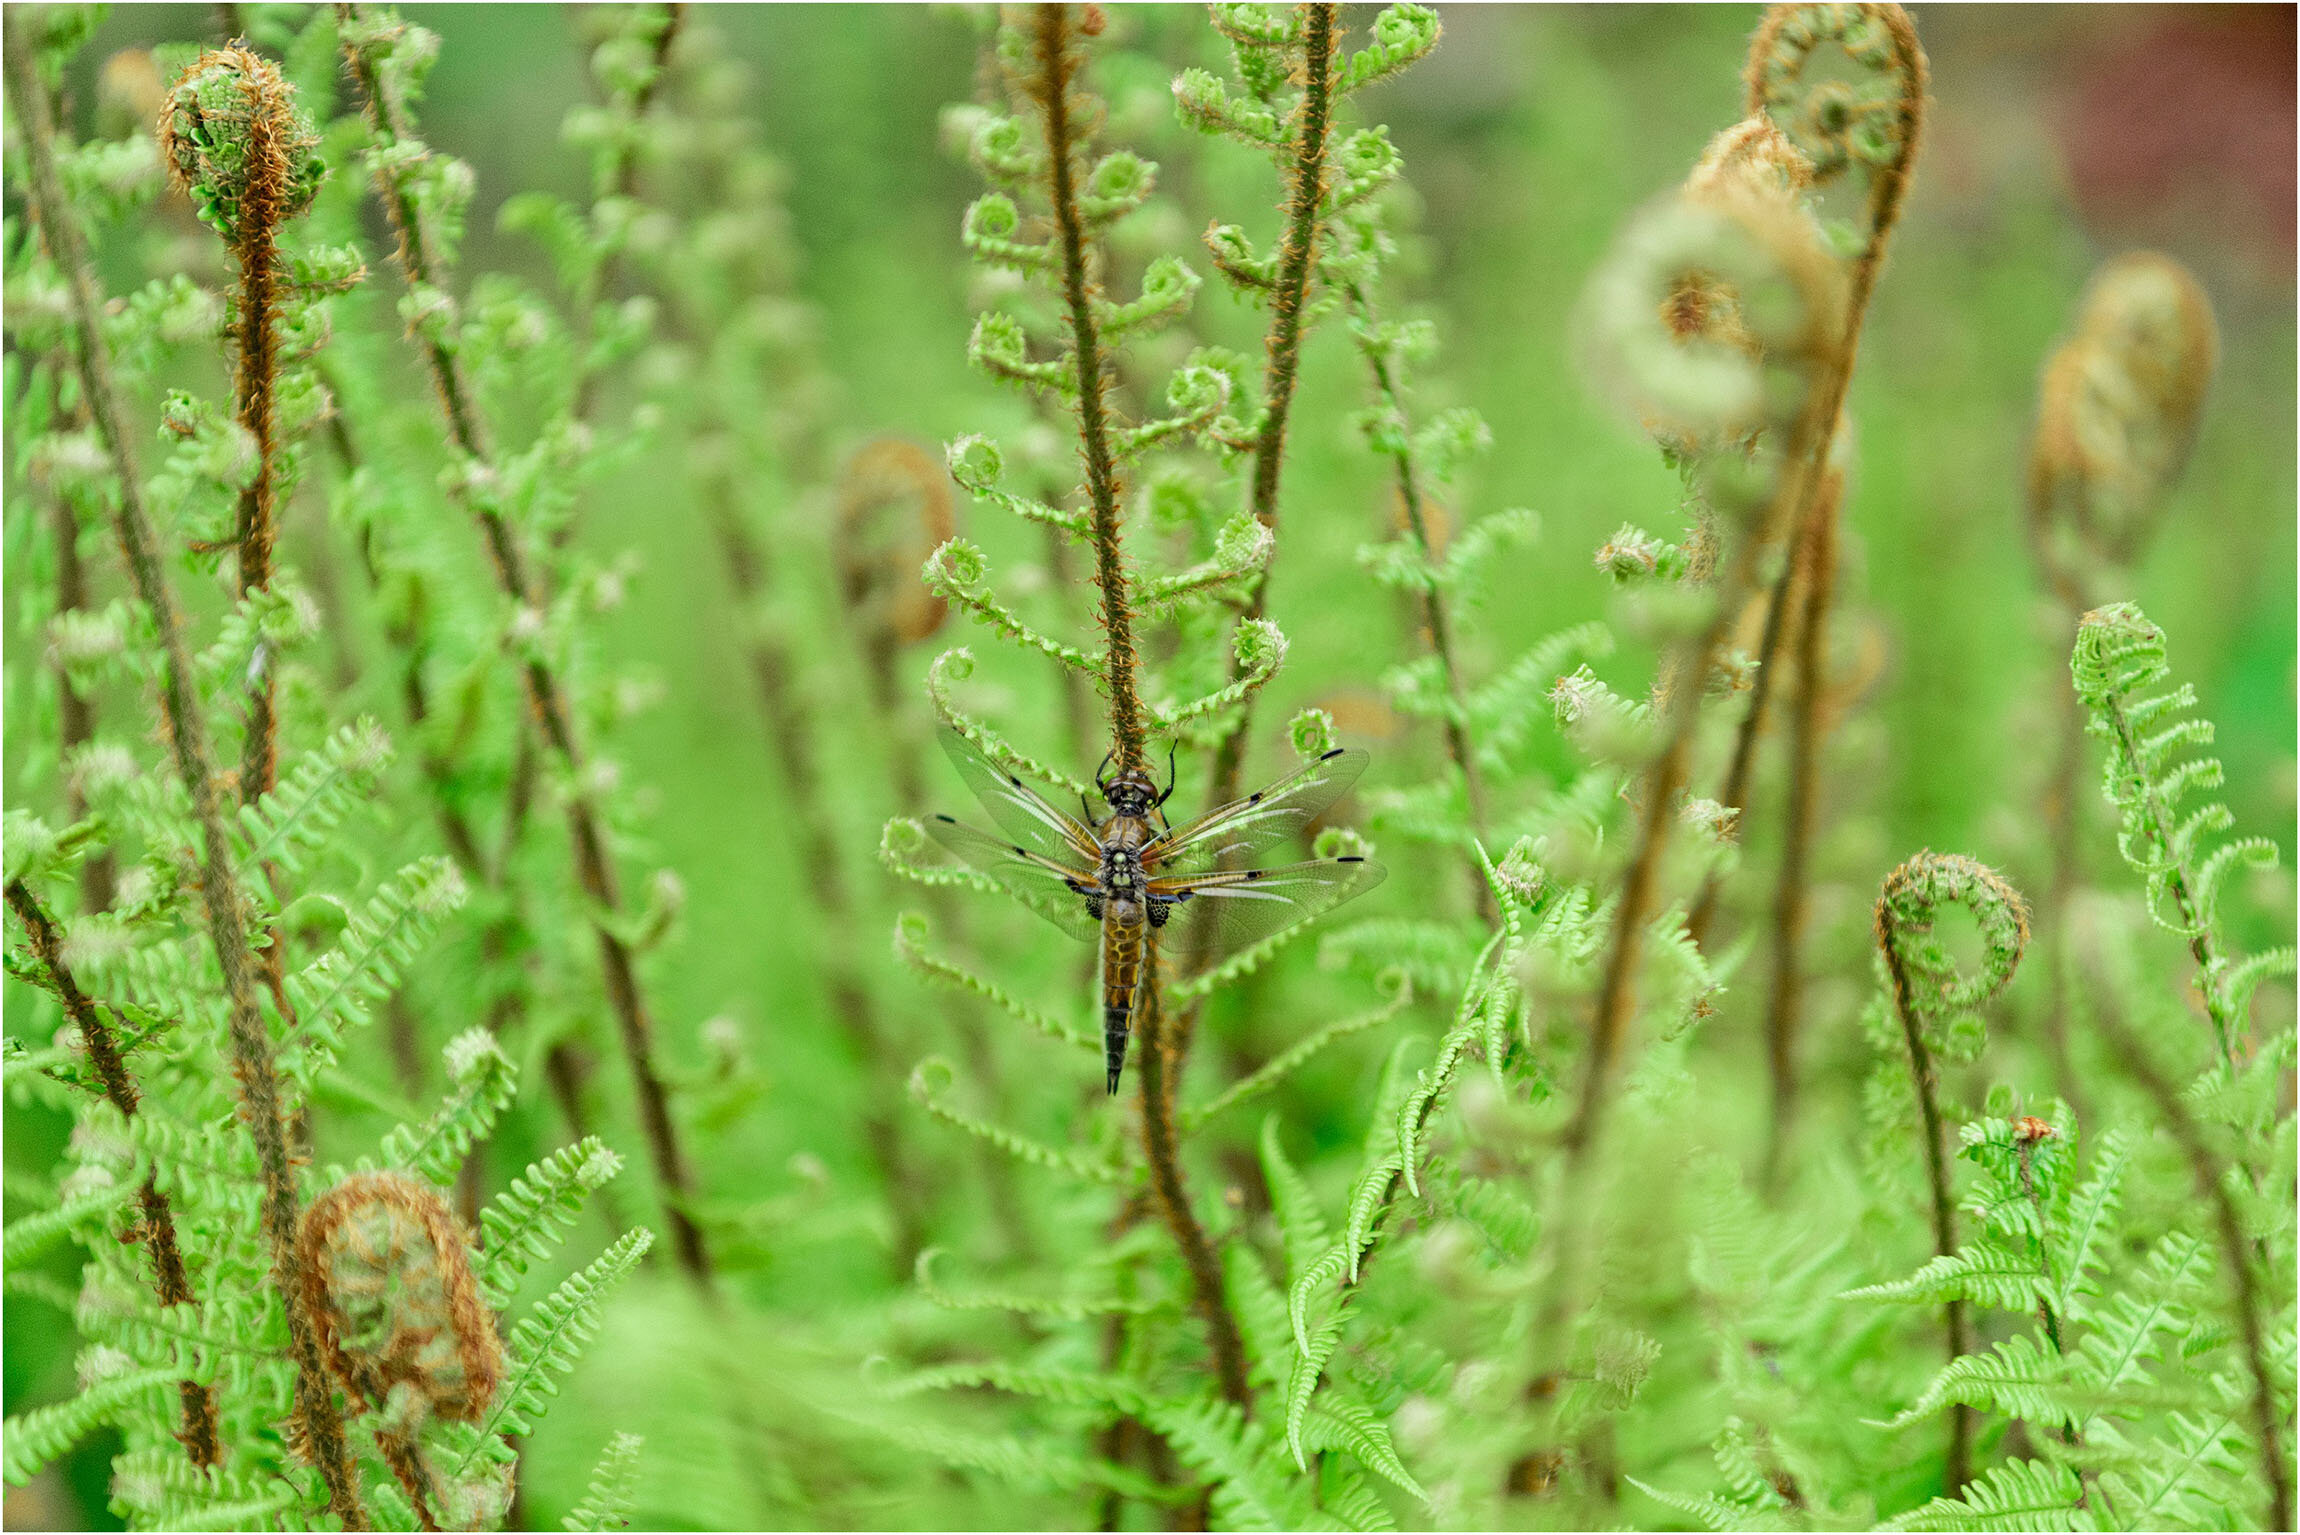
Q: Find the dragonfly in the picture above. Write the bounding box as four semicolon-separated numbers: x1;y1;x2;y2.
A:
926;728;1384;1094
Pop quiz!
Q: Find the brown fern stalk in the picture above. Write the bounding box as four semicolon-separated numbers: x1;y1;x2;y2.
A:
1733;6;1927;1159
1875;888;1974;1495
1200;0;1337;812
38;404;119;912
1759;468;1838;1185
5;881;222;1469
1176;2;1339;1070
4;23;370;1520
341;3;712;1281
1133;942;1252;1407
1343;278;1492;919
1033;0;1251;1410
2083;976;2292;1531
1035;1;1147;775
217;48;293;806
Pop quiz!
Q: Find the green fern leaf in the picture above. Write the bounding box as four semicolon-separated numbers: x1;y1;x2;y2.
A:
561;1432;644;1531
445;1226;654;1475
1883;1458;2081;1532
2;1367;177;1485
374;1027;516;1187
475;1137;624;1307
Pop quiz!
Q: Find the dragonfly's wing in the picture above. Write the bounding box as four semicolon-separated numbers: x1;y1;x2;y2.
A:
924;813;1104;943
1149;855;1383;958
937;727;1104;866
1146;747;1369;875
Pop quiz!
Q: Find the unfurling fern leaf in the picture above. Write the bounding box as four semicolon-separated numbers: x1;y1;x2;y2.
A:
2071;602;2297;1063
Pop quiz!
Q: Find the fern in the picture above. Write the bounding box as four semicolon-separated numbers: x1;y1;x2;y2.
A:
474;1136;625;1306
2072;602;2297;1062
1882;1458;2083;1532
561;1432;645;1532
445;1226;656;1474
371;1027;516;1187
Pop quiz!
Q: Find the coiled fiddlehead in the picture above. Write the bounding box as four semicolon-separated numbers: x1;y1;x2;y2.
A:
1874;850;2029;1494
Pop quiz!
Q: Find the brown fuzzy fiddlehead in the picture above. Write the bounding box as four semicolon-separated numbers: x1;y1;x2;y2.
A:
299;1171;504;1529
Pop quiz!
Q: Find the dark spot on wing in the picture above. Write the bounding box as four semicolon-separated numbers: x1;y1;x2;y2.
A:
1008;775;1022;786
1248;792;1262;803
1246;869;1263;880
1012;844;1028;855
934;814;956;823
1322;748;1344;760
1338;855;1364;863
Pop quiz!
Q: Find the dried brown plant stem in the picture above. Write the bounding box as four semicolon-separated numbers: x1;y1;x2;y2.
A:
341;3;710;1282
1200;0;1338;814
1876;894;1973;1496
5;881;222;1469
3;24;370;1521
2082;975;2292;1531
1033;0;1250;1410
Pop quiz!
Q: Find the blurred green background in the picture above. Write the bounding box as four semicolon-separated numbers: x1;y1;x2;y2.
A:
7;4;2293;1527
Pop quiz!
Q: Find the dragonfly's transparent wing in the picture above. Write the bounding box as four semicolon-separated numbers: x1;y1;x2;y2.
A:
1146;748;1369;875
937;727;1104;866
924;814;1104;943
1149;855;1383;957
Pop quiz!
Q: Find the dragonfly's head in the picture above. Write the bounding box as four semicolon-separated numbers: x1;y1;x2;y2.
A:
1101;766;1160;819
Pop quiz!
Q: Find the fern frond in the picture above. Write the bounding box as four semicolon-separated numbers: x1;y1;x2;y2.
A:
2;1367;177;1485
1882;1458;2082;1532
1142;1393;1314;1531
912;1247;1163;1321
373;1028;516;1187
3;1178;134;1266
1845;1240;2049;1311
1184;981;1410;1130
1885;1333;2070;1429
909;1058;1126;1183
475;1137;625;1307
561;1432;644;1532
1301;1397;1427;1504
282;854;465;1084
445;1226;654;1475
228;717;393;877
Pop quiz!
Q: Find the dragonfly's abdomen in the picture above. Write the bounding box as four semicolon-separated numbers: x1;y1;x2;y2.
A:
1101;914;1145;1095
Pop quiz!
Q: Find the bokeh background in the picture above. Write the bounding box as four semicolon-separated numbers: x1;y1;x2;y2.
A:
7;5;2294;1528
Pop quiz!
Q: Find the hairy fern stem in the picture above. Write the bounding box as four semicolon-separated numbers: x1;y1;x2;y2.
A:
5;24;371;1519
342;3;712;1281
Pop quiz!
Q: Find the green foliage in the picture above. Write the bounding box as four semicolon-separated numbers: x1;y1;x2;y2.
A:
3;6;2290;1533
